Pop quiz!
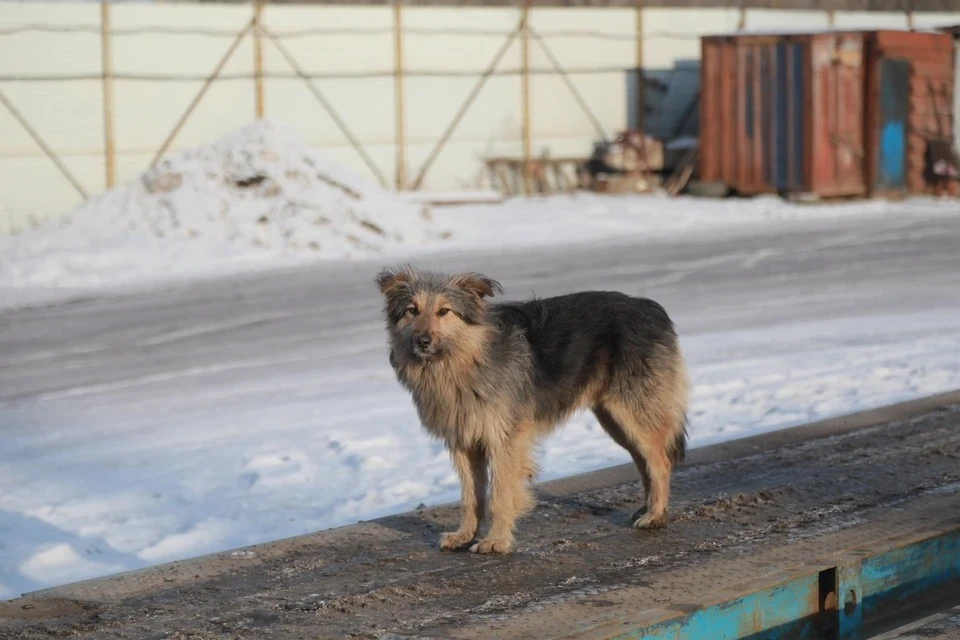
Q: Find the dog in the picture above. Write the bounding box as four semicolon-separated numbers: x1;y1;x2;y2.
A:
375;265;689;554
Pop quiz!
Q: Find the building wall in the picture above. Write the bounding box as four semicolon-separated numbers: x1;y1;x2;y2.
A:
1;2;958;233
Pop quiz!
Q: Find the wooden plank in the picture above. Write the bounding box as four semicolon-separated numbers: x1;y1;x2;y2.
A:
152;21;251;167
520;5;532;195
253;0;265;118
635;6;644;130
393;3;407;190
409;19;522;190
0;90;90;200
100;1;116;188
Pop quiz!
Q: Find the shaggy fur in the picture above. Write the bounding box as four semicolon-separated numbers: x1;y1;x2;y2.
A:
375;264;690;554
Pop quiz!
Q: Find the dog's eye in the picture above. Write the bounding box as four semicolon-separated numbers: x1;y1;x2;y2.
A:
437;308;452;317
404;306;418;317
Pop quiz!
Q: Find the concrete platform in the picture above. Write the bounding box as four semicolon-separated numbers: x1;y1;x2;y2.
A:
3;391;960;640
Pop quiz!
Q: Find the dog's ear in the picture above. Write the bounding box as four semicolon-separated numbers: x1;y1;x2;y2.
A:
453;272;502;300
375;266;413;296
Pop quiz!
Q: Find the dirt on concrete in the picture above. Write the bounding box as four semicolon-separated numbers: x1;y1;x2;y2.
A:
2;393;960;640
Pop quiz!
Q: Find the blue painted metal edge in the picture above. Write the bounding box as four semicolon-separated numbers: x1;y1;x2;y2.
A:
594;526;960;640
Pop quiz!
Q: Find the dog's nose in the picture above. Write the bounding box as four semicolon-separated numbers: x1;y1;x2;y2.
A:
414;334;432;350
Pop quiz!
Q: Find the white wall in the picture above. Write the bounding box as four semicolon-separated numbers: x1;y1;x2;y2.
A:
1;2;958;233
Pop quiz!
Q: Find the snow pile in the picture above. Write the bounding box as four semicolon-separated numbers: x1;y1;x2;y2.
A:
122;121;438;254
0;121;443;292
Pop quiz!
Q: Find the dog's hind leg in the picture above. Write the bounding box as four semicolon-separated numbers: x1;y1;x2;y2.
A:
471;425;537;555
593;404;652;517
440;446;488;551
599;399;685;530
605;342;689;529
630;427;674;530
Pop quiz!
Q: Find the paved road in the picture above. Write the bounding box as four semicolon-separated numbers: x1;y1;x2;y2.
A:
2;211;959;405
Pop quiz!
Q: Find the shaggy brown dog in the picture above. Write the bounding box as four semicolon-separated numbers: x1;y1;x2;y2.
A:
376;265;689;554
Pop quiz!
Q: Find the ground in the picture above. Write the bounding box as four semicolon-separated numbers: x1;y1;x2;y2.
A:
1;194;959;601
1;394;959;639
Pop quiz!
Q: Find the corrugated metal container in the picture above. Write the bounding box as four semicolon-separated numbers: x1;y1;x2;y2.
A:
699;36;735;189
864;30;956;197
809;32;867;197
699;31;868;197
954;30;960;171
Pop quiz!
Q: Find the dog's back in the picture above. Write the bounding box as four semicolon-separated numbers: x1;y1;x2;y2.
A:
492;291;686;432
493;291;678;388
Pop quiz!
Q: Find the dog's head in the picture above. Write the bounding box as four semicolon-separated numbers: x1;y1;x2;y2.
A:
375;264;501;363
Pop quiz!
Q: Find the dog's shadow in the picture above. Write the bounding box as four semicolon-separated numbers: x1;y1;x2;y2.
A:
370;488;653;557
535;489;650;530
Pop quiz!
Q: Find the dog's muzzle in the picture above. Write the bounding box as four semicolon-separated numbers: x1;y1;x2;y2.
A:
412;333;436;358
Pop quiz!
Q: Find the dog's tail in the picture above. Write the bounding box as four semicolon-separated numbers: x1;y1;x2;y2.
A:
666;336;690;467
668;414;689;465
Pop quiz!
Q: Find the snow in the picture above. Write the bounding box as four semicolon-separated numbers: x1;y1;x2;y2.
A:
3;304;958;600
398;190;504;206
2;121;960;601
0;121;443;305
426;194;959;257
2;119;959;309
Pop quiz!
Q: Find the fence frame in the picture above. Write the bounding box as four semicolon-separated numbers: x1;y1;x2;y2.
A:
150;20;252;167
0;89;89;200
0;0;925;206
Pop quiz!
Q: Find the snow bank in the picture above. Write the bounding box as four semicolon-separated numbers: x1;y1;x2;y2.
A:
0;121;444;295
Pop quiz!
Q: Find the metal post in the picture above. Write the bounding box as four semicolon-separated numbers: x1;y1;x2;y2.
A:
826;9;835;27
520;5;532;195
101;0;116;188
635;4;645;130
393;3;407;191
253;0;265;118
905;9;915;30
737;7;747;31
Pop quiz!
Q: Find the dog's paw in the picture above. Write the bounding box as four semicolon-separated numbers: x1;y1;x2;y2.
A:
439;530;475;551
469;537;512;554
633;512;667;530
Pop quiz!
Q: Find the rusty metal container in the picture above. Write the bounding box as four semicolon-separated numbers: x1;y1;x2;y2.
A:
699;36;737;190
808;32;867;197
864;30;956;197
700;30;869;198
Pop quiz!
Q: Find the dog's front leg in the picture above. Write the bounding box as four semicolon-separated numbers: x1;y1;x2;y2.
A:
470;430;536;555
440;446;487;551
